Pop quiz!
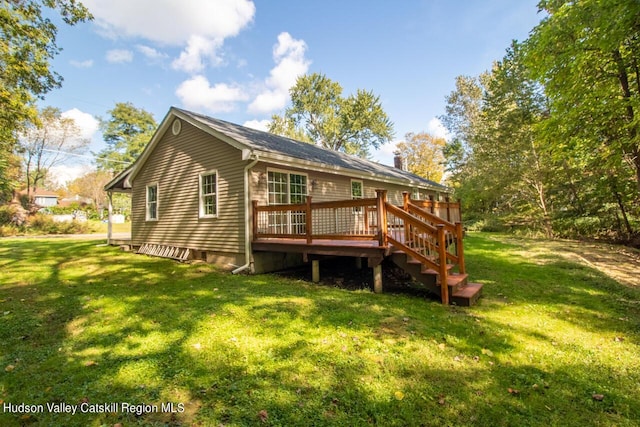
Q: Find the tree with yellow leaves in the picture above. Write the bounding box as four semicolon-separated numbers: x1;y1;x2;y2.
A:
395;132;445;184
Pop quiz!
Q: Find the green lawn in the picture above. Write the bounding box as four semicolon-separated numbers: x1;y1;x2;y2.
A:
0;234;639;426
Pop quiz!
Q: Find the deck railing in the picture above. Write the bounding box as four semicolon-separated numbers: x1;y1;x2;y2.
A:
252;190;464;304
252;197;379;244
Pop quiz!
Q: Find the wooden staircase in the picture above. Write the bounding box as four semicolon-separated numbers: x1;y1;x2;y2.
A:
383;192;483;306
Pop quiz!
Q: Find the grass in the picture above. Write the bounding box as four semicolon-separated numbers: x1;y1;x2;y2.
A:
0;233;639;426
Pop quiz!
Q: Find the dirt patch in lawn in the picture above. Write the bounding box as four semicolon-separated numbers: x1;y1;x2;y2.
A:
499;236;640;289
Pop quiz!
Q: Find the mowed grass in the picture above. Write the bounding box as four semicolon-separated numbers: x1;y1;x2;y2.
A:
0;234;639;426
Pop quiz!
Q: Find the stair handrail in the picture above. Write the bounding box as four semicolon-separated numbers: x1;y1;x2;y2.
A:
385;202;450;304
384;203;440;270
402;193;465;275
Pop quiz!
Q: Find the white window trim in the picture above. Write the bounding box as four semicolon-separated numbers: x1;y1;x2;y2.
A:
199;170;218;219
412;188;421;200
146;183;158;221
266;168;309;205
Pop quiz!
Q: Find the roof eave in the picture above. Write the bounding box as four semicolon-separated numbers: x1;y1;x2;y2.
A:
253;150;447;192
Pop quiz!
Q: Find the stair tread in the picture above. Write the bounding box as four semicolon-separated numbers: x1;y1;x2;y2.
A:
452;282;483;297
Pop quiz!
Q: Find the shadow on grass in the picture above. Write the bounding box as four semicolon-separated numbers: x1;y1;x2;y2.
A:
0;236;638;426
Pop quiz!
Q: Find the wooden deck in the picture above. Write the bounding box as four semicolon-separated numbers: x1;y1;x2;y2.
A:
252;191;482;305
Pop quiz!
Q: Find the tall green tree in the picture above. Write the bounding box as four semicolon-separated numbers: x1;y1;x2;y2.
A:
268;73;394;158
95;102;157;173
441;44;555;235
0;0;92;202
524;0;640;218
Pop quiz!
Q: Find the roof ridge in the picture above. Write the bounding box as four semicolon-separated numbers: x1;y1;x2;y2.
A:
172;107;448;191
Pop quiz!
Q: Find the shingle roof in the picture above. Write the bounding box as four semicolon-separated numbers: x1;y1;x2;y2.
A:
175;108;448;191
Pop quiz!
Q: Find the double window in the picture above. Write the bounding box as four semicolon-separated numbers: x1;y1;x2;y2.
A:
146;184;158;221
267;170;307;234
199;171;218;218
267;170;307;204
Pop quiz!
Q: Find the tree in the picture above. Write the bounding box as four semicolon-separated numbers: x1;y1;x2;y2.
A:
524;0;640;214
95;102;157;173
441;44;555;234
17;106;89;198
66;169;113;210
0;0;92;202
395;132;446;183
268;73;394;158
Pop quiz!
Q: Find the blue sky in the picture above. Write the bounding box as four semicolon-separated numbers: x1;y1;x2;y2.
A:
44;0;543;183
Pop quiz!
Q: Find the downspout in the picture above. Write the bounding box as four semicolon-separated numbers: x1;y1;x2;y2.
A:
232;154;260;274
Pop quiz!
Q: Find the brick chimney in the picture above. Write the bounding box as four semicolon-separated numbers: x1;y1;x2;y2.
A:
393;152;405;170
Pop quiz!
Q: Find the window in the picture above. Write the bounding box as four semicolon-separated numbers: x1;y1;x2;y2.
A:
199;171;217;218
412;188;420;200
267;170;308;234
351;180;363;213
146;184;158;221
267;170;307;204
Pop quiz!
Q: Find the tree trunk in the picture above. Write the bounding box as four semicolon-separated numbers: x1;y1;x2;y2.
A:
610;177;633;237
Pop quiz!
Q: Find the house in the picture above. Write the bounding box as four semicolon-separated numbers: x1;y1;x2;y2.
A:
105;107;482;305
20;189;59;207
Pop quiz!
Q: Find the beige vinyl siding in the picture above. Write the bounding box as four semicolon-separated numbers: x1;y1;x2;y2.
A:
131;120;245;255
249;162;437;206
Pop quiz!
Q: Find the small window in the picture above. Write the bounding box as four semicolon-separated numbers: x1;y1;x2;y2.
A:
351;180;363;213
146;184;158;221
412;188;420;200
199;171;218;218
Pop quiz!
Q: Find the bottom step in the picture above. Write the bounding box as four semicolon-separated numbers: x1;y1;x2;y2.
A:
450;282;484;306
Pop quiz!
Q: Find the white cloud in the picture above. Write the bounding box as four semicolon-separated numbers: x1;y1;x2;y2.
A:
83;0;255;73
61;109;99;140
243;119;270;132
171;35;223;73
248;32;311;114
106;49;133;63
84;0;255;44
136;44;168;61
427;117;450;140
49;165;94;186
70;59;94;68
175;75;248;113
372;139;400;166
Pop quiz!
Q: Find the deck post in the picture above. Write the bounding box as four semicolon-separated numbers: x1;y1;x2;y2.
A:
373;264;383;293
107;191;113;245
375;189;388;247
437;224;449;305
306;196;313;244
445;196;451;222
402;191;410;243
312;259;320;283
456;222;466;274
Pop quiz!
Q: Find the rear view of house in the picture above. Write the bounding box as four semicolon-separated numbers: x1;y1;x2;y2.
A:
106;107;482;305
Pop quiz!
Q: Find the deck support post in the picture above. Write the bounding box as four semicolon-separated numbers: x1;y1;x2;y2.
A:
312;259;320;283
373;264;383;293
107;191;113;245
355;257;362;269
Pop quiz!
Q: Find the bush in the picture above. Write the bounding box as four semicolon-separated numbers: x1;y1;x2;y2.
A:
0;204;28;226
464;214;509;232
26;213;94;235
